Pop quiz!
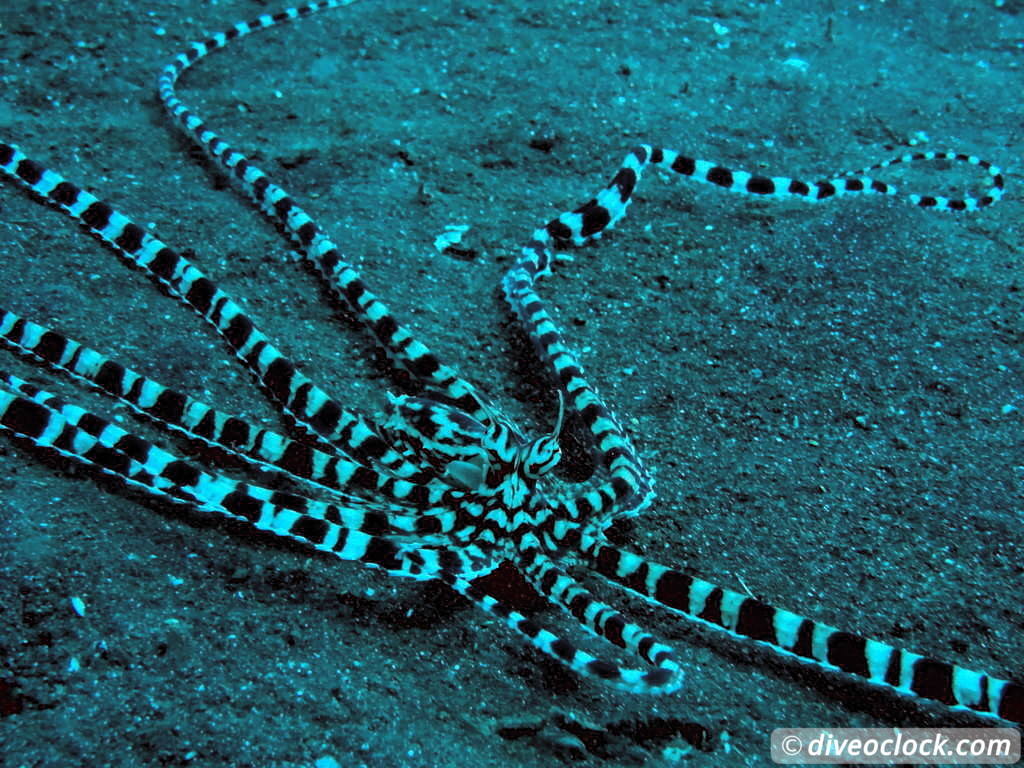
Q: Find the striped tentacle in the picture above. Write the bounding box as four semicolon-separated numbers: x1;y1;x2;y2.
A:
3;370;486;546
0;308;466;511
516;543;683;686
501;151;668;527
833;150;1004;211
0;143;429;484
584;538;1023;723
0;375;687;684
507;143;1005;527
436;569;682;695
0;372;447;542
156;0;488;422
2;381;503;593
2;371;510;587
503;261;654;527
540;146;1004;256
0;378;684;682
501;153;663;527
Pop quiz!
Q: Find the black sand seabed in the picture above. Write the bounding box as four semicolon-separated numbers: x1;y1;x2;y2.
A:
0;1;1021;766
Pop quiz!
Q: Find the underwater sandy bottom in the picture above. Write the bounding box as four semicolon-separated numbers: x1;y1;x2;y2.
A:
0;1;1020;765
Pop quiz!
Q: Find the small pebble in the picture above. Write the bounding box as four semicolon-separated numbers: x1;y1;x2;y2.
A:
70;596;86;617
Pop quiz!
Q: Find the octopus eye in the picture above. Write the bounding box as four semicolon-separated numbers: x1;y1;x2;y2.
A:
520;391;566;479
521;435;561;479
